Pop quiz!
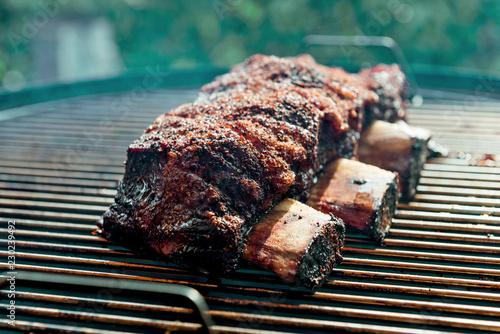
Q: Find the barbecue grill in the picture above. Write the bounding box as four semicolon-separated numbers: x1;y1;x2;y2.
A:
1;67;500;334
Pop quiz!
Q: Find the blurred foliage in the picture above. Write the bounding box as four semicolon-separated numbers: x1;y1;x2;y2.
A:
1;0;500;84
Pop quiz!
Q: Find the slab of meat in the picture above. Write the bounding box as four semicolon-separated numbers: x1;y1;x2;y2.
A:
100;55;408;275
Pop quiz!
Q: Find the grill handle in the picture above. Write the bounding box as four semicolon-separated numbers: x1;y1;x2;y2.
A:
1;271;215;334
303;35;421;103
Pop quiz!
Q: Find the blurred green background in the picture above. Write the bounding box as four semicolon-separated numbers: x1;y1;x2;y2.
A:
1;0;500;91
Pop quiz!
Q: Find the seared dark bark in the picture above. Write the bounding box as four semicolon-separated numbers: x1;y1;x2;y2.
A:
100;55;409;275
243;199;345;289
358;120;431;201
307;158;398;242
358;64;409;128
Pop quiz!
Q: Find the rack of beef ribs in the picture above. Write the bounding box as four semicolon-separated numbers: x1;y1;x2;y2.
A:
100;54;410;279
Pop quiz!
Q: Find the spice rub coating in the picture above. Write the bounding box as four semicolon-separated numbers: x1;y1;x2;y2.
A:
100;54;409;274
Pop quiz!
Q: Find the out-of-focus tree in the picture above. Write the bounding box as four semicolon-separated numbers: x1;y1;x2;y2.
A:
1;0;500;84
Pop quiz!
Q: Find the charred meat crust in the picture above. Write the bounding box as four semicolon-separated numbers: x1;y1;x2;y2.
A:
101;55;408;275
371;175;398;241
296;214;345;289
102;91;353;274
